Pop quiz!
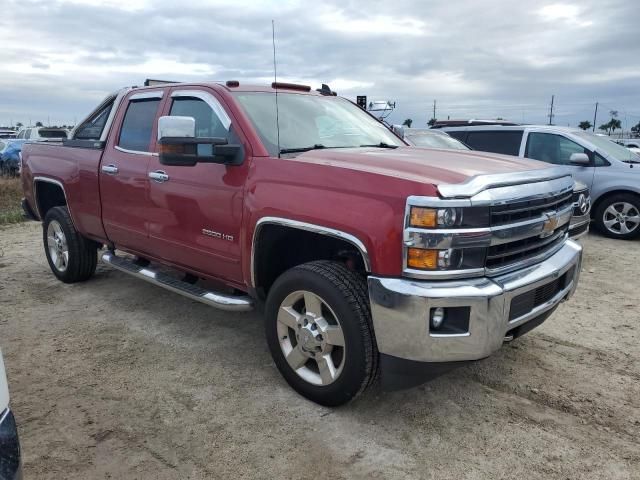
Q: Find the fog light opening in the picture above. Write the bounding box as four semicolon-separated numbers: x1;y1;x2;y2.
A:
430;307;445;330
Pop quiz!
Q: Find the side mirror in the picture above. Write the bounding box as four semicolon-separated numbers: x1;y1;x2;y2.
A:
569;153;590;166
157;116;243;167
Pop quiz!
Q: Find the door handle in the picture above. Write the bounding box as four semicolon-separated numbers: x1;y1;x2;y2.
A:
101;164;119;175
148;170;170;183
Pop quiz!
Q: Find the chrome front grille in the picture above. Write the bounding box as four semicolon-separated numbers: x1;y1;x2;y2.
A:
486;225;568;270
486;191;573;273
490;191;573;226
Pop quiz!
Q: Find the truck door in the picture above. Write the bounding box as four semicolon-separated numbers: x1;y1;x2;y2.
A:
523;132;596;189
100;90;165;253
145;88;249;285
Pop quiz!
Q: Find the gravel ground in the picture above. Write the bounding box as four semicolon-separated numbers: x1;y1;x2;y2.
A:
0;221;638;479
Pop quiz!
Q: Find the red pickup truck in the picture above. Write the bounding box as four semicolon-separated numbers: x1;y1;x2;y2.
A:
21;81;583;406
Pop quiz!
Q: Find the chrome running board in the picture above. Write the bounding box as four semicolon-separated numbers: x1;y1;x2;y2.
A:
101;251;253;312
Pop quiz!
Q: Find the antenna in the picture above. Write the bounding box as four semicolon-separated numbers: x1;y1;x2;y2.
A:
272;20;281;158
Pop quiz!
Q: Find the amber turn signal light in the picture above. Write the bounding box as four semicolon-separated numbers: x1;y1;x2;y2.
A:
409;207;437;228
407;248;438;270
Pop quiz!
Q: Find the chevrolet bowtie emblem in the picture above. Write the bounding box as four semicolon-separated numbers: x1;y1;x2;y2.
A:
540;211;559;238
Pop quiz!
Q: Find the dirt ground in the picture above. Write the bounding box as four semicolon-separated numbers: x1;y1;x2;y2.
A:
0;221;638;479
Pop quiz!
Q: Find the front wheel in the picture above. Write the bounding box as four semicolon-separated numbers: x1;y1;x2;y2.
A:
43;206;98;283
594;194;640;240
265;261;378;406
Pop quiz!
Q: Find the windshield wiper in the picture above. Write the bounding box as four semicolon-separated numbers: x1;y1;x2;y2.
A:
359;142;399;149
280;144;327;154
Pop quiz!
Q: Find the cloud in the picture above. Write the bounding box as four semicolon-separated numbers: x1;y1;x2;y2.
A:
0;0;637;129
538;4;593;27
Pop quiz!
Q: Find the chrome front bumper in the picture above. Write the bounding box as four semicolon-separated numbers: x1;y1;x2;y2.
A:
368;240;582;363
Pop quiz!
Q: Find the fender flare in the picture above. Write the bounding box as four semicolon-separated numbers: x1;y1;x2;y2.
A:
250;216;371;288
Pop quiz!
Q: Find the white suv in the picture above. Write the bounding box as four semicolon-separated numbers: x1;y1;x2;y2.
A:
16;127;68;141
440;125;640;240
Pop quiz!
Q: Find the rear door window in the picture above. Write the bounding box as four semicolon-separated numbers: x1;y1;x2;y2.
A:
118;98;161;152
525;133;590;165
464;130;523;156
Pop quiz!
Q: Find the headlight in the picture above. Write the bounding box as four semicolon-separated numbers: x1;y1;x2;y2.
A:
405;200;490;276
406;247;486;271
408;206;489;228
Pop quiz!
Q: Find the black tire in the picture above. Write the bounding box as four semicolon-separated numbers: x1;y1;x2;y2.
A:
265;260;378;406
43;206;98;283
594;193;640;240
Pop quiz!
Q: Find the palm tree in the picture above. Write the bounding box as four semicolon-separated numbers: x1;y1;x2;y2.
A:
610;118;622;135
578;121;592;130
402;119;413;128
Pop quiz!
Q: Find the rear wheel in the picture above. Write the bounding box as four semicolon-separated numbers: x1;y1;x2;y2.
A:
594;193;640;240
265;261;377;406
43;206;98;283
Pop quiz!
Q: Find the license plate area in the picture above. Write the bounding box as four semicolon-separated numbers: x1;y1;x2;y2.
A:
508;266;574;321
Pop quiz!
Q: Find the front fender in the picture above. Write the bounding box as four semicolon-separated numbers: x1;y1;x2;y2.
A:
242;156;437;285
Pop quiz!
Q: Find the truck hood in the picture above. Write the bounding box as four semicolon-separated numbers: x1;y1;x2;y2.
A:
293;147;550;187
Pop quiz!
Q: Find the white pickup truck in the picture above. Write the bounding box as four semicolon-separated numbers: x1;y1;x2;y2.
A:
0;351;21;479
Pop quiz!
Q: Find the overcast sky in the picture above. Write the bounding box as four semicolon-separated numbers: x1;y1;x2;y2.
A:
1;0;638;130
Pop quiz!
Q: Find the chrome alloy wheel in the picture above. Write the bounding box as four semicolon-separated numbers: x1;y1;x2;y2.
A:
47;220;69;272
277;290;346;386
603;202;640;235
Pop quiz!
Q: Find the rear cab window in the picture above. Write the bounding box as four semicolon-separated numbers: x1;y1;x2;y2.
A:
74;101;114;141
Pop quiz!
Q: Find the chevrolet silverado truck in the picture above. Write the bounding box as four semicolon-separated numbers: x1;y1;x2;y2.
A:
21;81;583;406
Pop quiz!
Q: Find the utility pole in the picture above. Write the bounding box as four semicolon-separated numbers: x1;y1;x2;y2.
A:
592;102;598;132
548;95;555;125
433;100;436;120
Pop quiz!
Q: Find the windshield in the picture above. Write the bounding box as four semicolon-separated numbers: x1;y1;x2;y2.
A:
233;92;404;155
406;132;469;150
573;131;639;162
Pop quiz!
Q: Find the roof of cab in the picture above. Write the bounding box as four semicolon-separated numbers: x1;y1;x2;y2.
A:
129;81;323;95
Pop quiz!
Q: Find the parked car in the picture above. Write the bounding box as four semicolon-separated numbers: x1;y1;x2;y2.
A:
16;127;68;141
399;128;470;150
613;139;640;149
22;81;582;406
0;129;17;139
441;125;640;239
0;140;27;177
569;181;591;239
395;127;591;239
0;350;22;480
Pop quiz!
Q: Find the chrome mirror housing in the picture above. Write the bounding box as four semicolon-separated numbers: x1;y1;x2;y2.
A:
157;116;195;140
